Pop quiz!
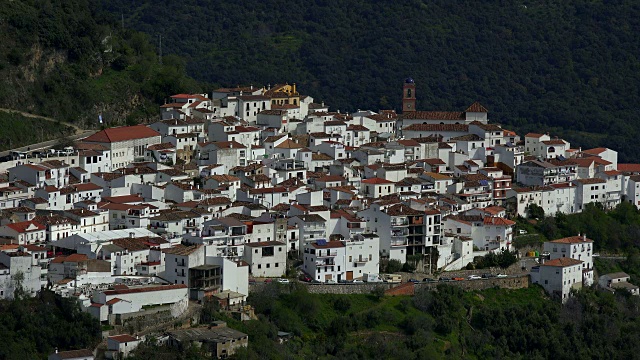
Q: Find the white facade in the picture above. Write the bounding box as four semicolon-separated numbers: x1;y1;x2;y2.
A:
243;241;286;278
531;258;583;303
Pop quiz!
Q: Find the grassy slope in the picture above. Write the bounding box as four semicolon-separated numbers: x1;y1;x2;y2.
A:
0;111;74;151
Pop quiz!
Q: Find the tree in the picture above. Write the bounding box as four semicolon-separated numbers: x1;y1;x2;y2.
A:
527;204;545;219
386;259;402;273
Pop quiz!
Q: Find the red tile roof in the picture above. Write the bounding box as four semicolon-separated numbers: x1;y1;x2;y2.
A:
465;101;488;113
403;124;468;132
103;284;187;296
524;133;546;138
582;147;608;155
84;125;160;143
483;217;515;226
362;177;393;184
543;258;583;267
618;164;640;173
5;220;45;233
550;236;593;244
402;111;465;120
109;334;139;343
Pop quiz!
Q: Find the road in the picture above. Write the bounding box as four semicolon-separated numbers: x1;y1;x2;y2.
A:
0;108;84;133
0;108;96;160
0;129;97;160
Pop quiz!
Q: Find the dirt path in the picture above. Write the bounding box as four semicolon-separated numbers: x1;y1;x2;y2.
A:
0;107;84;133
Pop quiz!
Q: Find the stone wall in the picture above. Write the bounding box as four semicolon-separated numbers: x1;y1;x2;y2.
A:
249;275;529;295
416;275;530;291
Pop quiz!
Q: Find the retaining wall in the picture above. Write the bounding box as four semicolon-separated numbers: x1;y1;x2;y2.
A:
249;275;529;295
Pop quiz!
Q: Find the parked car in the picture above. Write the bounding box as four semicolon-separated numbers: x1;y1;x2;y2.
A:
423;278;437;283
453;277;465;281
439;277;452;282
264;278;273;283
496;274;508;278
468;275;482;280
408;278;420;283
248;279;257;285
352;279;364;283
299;275;312;282
326;279;337;284
276;278;290;284
310;280;322;284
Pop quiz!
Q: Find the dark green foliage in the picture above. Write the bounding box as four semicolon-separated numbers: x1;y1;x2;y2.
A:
0;0;203;145
527;203;545;219
535;202;640;252
129;284;640;360
0;291;100;359
0;112;74;151
474;249;519;269
385;259;403;273
100;0;640;161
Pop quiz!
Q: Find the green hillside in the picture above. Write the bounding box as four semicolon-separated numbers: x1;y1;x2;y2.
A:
128;284;640;360
0;0;202;131
99;0;640;161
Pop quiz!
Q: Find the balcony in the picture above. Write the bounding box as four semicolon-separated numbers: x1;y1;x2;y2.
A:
317;251;337;258
354;257;368;264
391;229;409;237
316;259;335;266
305;224;326;231
390;239;408;247
391;218;409;226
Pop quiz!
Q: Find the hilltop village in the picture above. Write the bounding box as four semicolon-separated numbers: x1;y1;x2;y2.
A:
0;80;638;357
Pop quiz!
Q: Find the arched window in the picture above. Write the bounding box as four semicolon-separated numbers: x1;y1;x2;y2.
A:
407;89;412;98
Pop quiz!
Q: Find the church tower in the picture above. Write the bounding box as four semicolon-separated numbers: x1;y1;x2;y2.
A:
402;78;416;113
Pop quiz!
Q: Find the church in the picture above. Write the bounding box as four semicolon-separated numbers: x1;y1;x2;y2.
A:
400;78;489;126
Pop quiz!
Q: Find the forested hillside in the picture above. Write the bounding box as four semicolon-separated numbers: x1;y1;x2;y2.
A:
0;0;202;133
99;0;640;161
0;291;100;359
128;284;640;360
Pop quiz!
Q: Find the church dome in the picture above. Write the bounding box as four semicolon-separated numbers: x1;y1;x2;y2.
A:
405;77;414;84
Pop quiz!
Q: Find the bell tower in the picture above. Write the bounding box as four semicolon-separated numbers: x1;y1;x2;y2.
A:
402;78;416;113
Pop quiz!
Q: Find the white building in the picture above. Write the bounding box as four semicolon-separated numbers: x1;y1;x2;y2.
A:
83;125;162;169
531;257;583;303
0;249;42;299
243;241;286;278
106;334;143;359
163;245;205;286
543;235;594;286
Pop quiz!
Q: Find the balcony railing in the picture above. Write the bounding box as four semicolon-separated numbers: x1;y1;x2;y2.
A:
316;259;335;266
391;218;409;226
390;240;408;247
317;251;337;258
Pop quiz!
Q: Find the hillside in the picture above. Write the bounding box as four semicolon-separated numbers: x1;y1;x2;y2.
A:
0;0;202;134
127;284;640;359
99;0;640;161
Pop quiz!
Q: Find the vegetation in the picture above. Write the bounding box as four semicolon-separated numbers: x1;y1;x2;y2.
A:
99;0;640;161
0;0;202;135
0;111;74;151
472;249;519;269
0;290;100;359
129;283;640;359
532;202;640;253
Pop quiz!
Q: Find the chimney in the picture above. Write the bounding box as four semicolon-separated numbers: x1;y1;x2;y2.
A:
583;233;587;241
230;142;233;148
129;232;135;238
